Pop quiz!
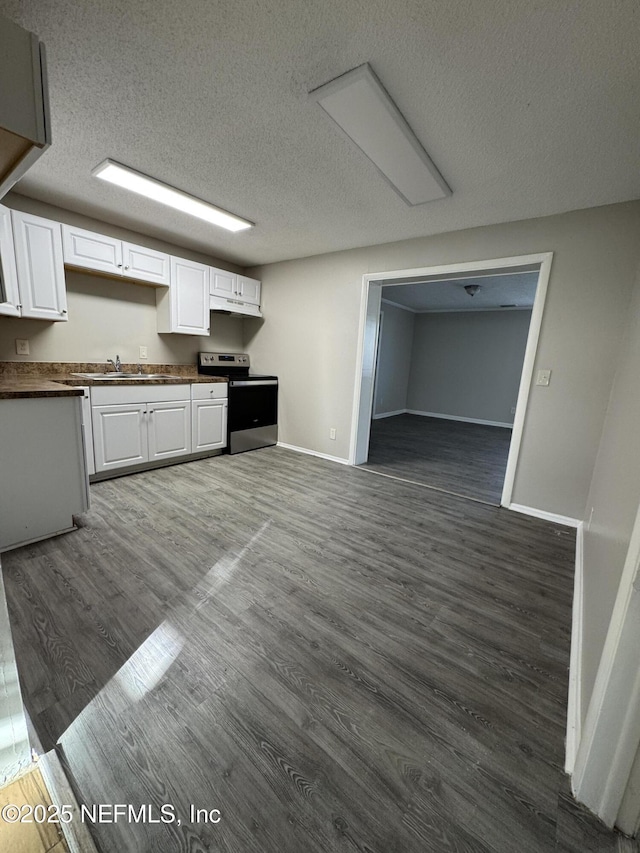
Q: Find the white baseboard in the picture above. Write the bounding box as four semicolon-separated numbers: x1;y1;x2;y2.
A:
566;521;584;774
507;502;581;528
406;409;513;429
372;408;407;420
277;442;349;466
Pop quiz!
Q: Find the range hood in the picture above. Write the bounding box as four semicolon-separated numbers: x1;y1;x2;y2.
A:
210;294;262;317
0;16;51;200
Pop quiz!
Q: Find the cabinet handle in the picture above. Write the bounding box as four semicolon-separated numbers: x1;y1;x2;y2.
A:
61;309;67;314
117;263;123;268
124;265;129;270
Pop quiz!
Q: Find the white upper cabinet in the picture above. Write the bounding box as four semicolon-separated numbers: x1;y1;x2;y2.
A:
157;257;210;335
0;19;51;199
210;267;236;299
122;241;170;286
0;206;20;317
62;225;122;276
11;210;67;321
210;269;261;307
236;275;261;306
210;268;262;316
62;225;170;287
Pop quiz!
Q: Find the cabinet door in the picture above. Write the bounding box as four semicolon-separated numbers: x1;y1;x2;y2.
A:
148;399;191;460
0;206;20;317
12;211;67;321
236;275;261;306
122;241;170;286
191;399;227;452
210;267;236;298
92;403;148;472
62;224;123;275
170;257;209;335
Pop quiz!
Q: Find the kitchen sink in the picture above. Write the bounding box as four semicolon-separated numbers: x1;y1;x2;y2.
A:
71;372;181;380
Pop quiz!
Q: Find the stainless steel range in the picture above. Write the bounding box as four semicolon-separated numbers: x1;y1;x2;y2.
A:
197;352;278;454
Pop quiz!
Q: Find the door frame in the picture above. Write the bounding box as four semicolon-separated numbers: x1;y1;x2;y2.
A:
348;252;553;507
371;309;385;415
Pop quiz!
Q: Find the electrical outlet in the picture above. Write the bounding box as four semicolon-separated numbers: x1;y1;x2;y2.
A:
510;407;516;415
329;428;336;440
15;339;29;355
536;368;551;386
139;346;148;359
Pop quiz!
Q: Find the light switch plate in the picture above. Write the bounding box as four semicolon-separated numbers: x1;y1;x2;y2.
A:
15;339;29;355
536;368;551;386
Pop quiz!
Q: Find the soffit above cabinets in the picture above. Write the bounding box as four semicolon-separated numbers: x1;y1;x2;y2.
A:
1;0;639;266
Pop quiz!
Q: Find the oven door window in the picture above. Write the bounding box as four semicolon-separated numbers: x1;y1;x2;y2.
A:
228;385;278;432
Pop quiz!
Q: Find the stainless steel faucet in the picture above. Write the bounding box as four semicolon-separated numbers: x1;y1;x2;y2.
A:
107;355;122;373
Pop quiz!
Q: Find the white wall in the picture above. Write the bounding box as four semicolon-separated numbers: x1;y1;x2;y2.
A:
0;193;245;364
406;310;531;425
579;265;640;729
246;201;640;518
373;301;415;416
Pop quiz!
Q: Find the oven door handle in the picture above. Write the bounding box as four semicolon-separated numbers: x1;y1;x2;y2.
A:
229;380;278;387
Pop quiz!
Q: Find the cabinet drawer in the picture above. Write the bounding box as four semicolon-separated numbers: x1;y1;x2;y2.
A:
91;384;190;406
191;383;228;401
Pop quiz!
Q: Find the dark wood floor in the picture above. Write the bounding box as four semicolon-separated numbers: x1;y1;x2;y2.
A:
3;448;633;852
365;414;512;505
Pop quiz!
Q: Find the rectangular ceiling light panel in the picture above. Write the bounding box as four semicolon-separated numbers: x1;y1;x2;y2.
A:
92;160;253;232
311;64;451;206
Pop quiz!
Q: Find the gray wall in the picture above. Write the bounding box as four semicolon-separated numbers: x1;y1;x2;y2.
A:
0;193;245;364
406;310;532;425
373;301;415;416
246;201;640;518
579;266;640;727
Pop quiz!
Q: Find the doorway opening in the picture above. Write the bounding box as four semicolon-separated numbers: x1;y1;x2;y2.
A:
350;254;553;507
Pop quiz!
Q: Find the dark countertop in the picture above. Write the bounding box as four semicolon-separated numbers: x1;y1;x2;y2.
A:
0;362;227;399
0;378;85;399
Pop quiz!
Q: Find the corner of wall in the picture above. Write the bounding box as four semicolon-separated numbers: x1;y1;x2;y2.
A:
566;520;584;774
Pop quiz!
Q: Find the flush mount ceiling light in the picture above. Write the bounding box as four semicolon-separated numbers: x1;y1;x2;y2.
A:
464;284;481;296
310;63;451;206
92;160;253;233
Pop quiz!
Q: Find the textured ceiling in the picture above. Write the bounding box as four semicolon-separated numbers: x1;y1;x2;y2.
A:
383;272;538;312
1;0;639;266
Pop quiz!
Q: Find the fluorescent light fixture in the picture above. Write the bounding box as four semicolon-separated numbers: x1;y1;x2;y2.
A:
310;63;451;206
92;160;253;232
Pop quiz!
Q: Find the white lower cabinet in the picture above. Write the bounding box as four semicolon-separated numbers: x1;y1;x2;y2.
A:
0;396;89;551
79;387;96;476
91;385;191;474
89;383;227;477
92;403;148;472
192;399;227;452
147;400;191;460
